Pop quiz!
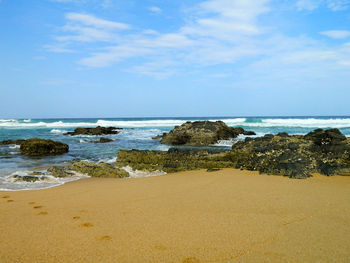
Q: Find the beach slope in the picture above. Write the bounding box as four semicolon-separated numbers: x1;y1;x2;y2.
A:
1;169;350;262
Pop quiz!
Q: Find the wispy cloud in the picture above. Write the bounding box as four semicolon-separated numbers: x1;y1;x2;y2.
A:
46;0;350;79
320;30;350;39
149;6;162;14
296;0;350;11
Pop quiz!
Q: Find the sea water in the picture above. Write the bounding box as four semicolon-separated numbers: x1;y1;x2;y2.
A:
1;117;350;190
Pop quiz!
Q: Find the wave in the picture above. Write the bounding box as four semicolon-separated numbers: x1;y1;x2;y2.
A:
242;118;350;128
0;117;350;129
50;129;67;134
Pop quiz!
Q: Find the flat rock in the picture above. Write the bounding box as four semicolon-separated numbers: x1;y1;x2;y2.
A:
20;138;69;156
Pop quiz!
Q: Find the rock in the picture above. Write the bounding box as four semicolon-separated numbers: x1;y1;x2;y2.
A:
71;161;129;178
116;148;233;173
91;137;114;143
160;121;255;146
47;166;74;178
116;128;350;179
152;134;165;140
0;139;26;145
64;126;121;136
13;175;43;182
20;139;69;156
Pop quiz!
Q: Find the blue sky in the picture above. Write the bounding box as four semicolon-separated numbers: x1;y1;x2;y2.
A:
1;0;350;118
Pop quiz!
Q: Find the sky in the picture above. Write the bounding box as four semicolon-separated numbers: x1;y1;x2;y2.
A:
1;0;350;118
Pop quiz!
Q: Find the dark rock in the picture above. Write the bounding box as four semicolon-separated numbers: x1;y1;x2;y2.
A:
64;126;121;136
152;134;165;140
116;128;350;179
71;161;129;178
20;139;69;156
91;137;114;143
0;139;26;145
160;121;255;146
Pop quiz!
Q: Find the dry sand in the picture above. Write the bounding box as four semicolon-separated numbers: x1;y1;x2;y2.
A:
1;169;350;263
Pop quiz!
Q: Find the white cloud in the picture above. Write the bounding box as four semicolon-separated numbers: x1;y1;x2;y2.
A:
149;6;162;14
326;0;350;10
46;0;350;80
296;0;350;11
65;13;130;30
320;30;350;39
296;0;321;10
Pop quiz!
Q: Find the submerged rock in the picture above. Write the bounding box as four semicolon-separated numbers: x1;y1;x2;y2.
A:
160;121;255;146
116;128;350;179
13;175;44;182
91;137;114;143
71;161;129;178
20;139;69;156
64;126;121;136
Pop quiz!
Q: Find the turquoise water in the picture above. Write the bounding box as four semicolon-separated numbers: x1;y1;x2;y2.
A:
1;117;350;190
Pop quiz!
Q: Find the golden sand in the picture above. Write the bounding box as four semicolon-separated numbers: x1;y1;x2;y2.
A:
1;169;350;262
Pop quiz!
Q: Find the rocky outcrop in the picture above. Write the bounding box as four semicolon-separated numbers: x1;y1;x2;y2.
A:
64;126;121;136
20;139;69;156
160;121;255;146
71;161;129;178
91;137;114;143
0;139;26;145
116;148;233;173
116;128;350;179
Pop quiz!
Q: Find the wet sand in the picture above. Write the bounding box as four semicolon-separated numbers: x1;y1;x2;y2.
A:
1;169;350;263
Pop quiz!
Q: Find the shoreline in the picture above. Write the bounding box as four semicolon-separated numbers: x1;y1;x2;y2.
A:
1;168;350;262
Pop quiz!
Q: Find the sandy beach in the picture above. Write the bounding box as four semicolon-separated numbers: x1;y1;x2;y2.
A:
1;169;350;263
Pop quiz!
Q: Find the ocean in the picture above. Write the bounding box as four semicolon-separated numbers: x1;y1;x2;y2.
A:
1;116;350;190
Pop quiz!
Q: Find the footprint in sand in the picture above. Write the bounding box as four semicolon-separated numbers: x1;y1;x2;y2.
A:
28;202;35;205
37;211;48;216
79;209;88;213
80;222;94;228
33;205;43;209
7;200;14;203
2;195;10;199
182;257;201;263
98;235;112;241
73;216;81;220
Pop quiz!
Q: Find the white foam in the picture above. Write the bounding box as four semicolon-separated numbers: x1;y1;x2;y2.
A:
9;144;20;149
122;166;166;178
23;119;31;123
243;118;350;128
50;129;67;134
0;118;247;129
0;170;89;191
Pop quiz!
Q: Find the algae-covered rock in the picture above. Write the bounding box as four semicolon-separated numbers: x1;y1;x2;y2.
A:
47;166;74;178
64;126;121;136
160;121;255;146
116;128;350;179
13;175;43;182
71;161;129;178
116;148;233;173
20;138;69;156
